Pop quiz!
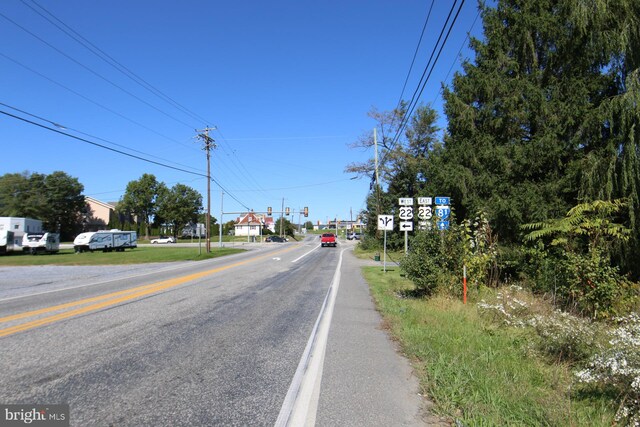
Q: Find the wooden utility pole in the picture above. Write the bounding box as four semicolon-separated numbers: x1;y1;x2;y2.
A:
196;127;216;253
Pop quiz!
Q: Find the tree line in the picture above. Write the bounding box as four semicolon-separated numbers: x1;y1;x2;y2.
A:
351;0;640;318
0;171;206;241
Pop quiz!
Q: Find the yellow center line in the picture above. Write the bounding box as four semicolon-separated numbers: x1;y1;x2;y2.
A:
0;245;298;338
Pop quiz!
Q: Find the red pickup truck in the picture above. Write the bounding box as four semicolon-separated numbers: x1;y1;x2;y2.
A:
320;233;337;247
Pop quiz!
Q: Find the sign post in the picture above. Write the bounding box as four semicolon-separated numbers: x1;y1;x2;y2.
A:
378;215;394;272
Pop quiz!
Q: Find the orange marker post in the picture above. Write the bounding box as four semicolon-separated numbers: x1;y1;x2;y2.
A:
463;265;467;304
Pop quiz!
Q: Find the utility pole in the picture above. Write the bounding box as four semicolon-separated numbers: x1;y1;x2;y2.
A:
196;126;216;253
219;191;224;248
280;197;285;237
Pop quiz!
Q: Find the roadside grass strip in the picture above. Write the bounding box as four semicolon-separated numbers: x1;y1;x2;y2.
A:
0;246;298;338
363;267;616;426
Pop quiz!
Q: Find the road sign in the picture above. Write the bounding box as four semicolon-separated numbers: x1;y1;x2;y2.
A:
418;206;432;220
398;197;414;206
418;221;431;230
435;206;450;220
399;206;413;220
437;220;450;230
400;221;413;231
418;197;432;205
378;215;394;231
435;196;450;205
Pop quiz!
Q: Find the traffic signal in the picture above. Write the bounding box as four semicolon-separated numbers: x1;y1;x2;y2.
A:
303;206;308;217
285;207;290;215
267;206;272;216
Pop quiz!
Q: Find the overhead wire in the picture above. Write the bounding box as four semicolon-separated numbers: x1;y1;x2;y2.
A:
376;0;466;184
431;9;480;105
0;107;251;210
20;0;213;127
0;109;207;178
0;52;192;149
0;102;204;174
394;0;436;115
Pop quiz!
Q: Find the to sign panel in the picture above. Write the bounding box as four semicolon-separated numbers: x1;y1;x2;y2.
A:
435;196;450;205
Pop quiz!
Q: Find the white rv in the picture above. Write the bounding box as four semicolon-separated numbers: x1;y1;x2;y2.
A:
0;230;15;254
22;232;60;254
74;230;137;252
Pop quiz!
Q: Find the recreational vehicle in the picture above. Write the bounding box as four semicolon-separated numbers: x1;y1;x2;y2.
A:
73;230;137;252
0;230;15;254
22;232;60;254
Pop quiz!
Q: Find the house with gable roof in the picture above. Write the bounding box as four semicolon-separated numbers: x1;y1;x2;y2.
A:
234;212;262;237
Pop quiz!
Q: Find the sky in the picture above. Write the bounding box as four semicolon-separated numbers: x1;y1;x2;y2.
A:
0;0;485;226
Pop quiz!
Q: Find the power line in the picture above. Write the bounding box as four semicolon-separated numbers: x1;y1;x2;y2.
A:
0;10;198;130
0;108;208;178
1;107;251;211
432;9;480;105
0;102;204;174
395;0;436;113
20;0;213;126
0;52;194;150
376;0;466;184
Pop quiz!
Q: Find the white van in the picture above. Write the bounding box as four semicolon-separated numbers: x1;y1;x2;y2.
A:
22;232;60;254
74;230;137;252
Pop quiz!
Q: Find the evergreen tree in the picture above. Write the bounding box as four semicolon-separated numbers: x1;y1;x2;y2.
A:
435;0;639;258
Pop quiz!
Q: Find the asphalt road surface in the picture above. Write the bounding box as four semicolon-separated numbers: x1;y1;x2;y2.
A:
0;237;430;426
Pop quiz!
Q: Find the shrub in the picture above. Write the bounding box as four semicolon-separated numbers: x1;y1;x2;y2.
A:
477;286;602;364
400;227;462;296
401;213;497;298
575;313;640;426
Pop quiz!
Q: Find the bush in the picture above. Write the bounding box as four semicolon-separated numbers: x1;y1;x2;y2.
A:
477;286;602;364
576;314;640;425
401;222;467;297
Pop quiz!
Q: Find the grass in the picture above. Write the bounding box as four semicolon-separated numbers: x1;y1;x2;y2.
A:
363;267;616;426
0;246;245;266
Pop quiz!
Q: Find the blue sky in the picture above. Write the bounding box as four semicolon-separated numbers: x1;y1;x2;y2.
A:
0;0;484;226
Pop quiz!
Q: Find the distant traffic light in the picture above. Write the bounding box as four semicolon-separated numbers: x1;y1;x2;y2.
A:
285;207;290;215
267;206;272;216
303;206;309;217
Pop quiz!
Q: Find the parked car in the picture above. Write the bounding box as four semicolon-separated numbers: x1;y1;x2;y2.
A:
266;236;286;243
347;232;362;240
151;236;175;244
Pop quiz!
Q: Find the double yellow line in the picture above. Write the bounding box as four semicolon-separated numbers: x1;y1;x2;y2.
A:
1;246;296;338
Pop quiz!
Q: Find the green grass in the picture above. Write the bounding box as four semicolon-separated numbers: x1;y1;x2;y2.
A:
0;246;245;266
363;267;616;426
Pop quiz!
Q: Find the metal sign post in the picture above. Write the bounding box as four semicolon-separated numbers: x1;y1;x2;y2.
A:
378;215;394;273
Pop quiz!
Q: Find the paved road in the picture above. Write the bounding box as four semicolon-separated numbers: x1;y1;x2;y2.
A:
0;238;434;426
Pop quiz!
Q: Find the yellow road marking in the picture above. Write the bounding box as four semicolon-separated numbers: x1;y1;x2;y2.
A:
0;245;298;338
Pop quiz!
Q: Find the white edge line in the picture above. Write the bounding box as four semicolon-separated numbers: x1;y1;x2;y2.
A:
275;247;345;427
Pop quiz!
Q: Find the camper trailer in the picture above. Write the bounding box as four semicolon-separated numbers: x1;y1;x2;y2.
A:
22;232;60;254
0;230;15;254
74;230;137;252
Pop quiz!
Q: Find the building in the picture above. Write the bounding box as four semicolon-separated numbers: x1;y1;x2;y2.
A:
84;197;117;231
0;217;43;246
234;212;267;237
